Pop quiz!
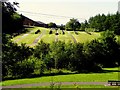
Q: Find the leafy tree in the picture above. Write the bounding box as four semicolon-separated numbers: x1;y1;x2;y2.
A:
65;18;81;31
34;41;49;57
80;23;86;31
88;12;120;34
48;22;57;28
2;0;23;33
99;30;120;67
2;34;33;78
111;12;120;35
50;41;67;69
80;20;88;31
12;58;34;78
60;24;65;30
83;40;104;68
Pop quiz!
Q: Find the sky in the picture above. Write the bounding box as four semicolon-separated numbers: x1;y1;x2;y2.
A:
9;0;120;25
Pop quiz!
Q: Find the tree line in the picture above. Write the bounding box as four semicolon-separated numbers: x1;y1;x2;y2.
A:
48;12;120;35
87;12;120;35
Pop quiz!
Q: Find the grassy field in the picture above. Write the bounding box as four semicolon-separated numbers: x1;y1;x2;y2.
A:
69;31;100;43
12;27;48;46
12;27;101;46
2;68;118;86
40;34;55;43
57;30;74;43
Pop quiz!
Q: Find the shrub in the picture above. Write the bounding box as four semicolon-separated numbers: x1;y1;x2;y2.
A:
12;58;35;78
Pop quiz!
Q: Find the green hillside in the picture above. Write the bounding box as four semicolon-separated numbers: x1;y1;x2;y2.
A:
12;26;101;47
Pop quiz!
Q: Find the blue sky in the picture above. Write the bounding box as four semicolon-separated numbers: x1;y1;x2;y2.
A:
12;0;120;25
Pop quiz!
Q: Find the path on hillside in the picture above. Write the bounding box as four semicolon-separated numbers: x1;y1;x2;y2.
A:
68;31;77;43
2;82;108;88
32;30;46;44
55;35;58;42
14;30;34;42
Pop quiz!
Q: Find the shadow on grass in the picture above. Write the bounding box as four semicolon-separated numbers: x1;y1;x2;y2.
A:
3;68;120;81
2;71;76;81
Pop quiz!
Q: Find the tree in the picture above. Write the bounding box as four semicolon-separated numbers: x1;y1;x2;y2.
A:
99;30;120;67
80;20;88;31
48;22;57;28
65;18;81;31
60;24;65;30
2;1;33;78
2;0;23;33
2;34;33;78
88;12;120;33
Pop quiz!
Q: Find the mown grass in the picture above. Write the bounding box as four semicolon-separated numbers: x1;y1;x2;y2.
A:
71;31;100;43
40;34;55;43
12;27;102;45
2;68;118;86
12;27;119;46
17;34;40;45
58;30;74;43
12;27;47;45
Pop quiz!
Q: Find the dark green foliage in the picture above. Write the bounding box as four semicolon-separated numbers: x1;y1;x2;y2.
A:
88;12;120;35
2;34;33;78
2;1;23;33
100;31;120;67
65;18;81;31
48;22;57;28
50;41;66;69
34;40;50;59
83;31;120;68
65;43;85;72
12;59;34;78
60;24;65;30
80;20;88;31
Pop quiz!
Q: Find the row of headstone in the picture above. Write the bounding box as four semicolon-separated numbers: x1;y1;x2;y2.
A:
49;29;65;35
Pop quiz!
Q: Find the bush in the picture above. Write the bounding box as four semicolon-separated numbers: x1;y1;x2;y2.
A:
2;34;33;78
12;58;35;78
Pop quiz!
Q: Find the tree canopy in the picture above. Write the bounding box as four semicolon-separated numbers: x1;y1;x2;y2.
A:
88;12;120;35
48;22;57;28
2;0;23;33
65;18;81;31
